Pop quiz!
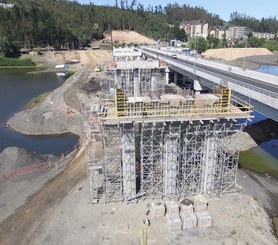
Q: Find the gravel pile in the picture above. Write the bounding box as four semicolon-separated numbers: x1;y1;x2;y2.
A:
0;147;56;173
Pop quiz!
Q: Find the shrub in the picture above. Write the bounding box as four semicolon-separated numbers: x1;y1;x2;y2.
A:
0;55;36;66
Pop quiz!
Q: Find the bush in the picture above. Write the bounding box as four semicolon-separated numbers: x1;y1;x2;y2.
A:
0;56;36;66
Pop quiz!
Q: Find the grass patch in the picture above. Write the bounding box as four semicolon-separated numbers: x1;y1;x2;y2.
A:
24;92;49;110
256;225;263;231
0;55;36;66
239;147;278;177
229;229;236;238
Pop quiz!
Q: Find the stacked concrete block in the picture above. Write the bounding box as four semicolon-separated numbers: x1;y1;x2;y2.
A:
165;201;179;216
190;195;208;212
180;213;197;230
166;215;182;231
195;212;213;228
150;202;165;219
180;198;194;215
194;201;207;212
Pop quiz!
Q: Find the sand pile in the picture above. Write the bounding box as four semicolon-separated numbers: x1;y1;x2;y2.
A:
104;30;157;45
204;48;273;61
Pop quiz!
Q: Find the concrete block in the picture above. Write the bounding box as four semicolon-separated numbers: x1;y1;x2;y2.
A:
180;198;194;215
150;202;165;219
166;215;181;231
195;212;213;228
188;195;208;212
165;201;179;216
180;213;197;230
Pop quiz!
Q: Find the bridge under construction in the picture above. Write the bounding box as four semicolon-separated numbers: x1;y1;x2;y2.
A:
82;48;252;204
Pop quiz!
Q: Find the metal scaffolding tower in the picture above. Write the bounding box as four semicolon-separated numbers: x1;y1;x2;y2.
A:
83;58;252;204
140;122;164;198
102;125;123;202
99;77;115;100
114;68;165;97
81;98;104;203
89;119;247;203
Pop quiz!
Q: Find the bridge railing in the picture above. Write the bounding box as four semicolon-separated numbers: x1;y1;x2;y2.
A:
141;47;278;100
196;66;278;99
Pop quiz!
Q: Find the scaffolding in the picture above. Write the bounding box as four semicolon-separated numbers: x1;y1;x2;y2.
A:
102;125;123;202
99;77;115;100
114;68;165;97
83;58;253;203
81;98;104;203
94;119;248;202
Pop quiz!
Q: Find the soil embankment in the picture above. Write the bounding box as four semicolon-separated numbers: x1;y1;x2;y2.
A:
0;151;86;245
203;48;277;70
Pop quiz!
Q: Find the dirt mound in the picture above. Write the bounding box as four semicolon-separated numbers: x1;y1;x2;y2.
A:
0;147;56;173
204;48;273;61
104;30;157;45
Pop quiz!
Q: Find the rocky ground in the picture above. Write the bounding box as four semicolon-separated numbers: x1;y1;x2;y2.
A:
1;165;277;245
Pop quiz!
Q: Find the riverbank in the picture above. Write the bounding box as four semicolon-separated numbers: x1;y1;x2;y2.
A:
6;50;111;137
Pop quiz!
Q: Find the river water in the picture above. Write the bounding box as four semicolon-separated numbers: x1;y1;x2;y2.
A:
0;68;79;155
239;64;278;175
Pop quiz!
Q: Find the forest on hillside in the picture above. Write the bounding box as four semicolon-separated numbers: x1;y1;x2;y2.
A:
0;0;277;56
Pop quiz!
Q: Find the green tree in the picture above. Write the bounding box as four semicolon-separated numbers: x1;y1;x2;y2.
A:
168;25;187;41
92;23;103;39
263;40;278;51
247;36;265;47
0;36;20;58
187;36;207;53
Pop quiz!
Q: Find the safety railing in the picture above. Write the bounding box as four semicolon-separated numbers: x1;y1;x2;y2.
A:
99;96;252;122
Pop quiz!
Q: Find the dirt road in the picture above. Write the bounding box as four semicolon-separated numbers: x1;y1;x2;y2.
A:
0;151;86;245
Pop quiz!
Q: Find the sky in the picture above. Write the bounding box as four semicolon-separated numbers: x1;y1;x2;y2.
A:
77;0;278;22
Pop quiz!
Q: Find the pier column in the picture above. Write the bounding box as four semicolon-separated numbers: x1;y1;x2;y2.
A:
202;136;217;194
122;123;136;200
173;71;178;84
163;123;180;197
134;72;140;97
165;67;170;85
151;75;158;91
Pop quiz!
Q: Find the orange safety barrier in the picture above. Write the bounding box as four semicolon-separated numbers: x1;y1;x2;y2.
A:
0;143;81;184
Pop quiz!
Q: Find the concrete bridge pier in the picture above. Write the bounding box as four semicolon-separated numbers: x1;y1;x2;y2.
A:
174;71;178;84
